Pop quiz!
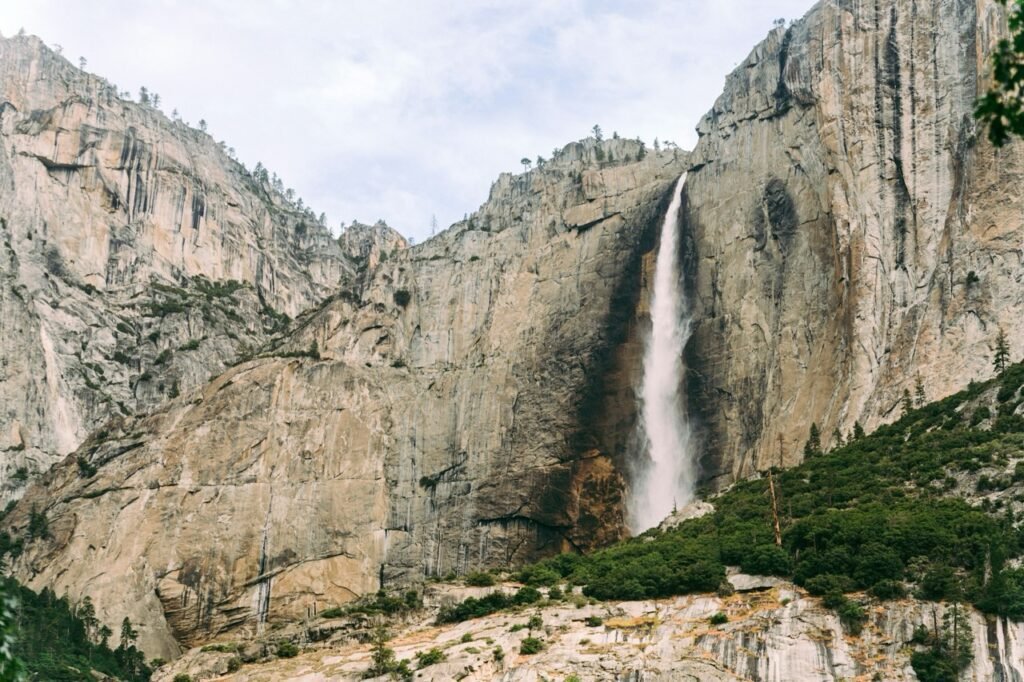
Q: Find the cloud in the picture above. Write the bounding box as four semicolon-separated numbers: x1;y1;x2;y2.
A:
0;0;815;241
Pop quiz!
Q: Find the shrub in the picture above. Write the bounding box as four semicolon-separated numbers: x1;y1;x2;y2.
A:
519;637;544;655
547;586;563;600
76;456;97;478
837;599;867;634
465;571;495;587
708;612;728;625
584;615;603;627
460;632;473;643
527;615;543;630
740;543;792;575
393;290;412;307
803;574;855;596
868;579;906;600
173;675;193;682
415;647;445;668
226;657;242;672
276;641;299;658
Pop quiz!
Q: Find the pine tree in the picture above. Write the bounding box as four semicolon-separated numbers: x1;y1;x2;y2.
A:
804;423;821;457
119;617;137;650
901;388;914;416
591;124;603;141
994;327;1011;372
914;373;926;406
852;421;865;440
832;428;844;450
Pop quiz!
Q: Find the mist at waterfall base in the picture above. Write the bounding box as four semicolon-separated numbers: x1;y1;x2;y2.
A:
629;173;695;533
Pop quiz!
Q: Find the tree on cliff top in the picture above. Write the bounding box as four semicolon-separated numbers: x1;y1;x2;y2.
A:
976;0;1024;146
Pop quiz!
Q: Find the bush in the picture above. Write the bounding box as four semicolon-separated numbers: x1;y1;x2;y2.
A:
708;612;728;625
527;615;543;630
226;657;242;672
740;543;792;575
415;647;445;668
276;641;299;658
547;586;563;600
868;579;906;600
173;675;193;682
465;571;495;587
393;290;412;307
585;615;603;627
519;637;544;655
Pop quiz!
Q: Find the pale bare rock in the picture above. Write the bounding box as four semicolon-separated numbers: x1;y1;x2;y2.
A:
682;0;1024;485
8;140;688;657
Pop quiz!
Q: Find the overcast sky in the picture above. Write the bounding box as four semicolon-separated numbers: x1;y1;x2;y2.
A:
1;1;815;241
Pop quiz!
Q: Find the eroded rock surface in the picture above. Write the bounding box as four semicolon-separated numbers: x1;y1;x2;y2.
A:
0;34;355;497
155;582;1024;682
8;139;687;656
683;0;1024;484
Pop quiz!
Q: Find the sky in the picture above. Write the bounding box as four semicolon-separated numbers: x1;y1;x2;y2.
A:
0;1;815;242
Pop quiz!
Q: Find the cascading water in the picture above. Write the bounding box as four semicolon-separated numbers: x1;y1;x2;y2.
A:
629;173;695;533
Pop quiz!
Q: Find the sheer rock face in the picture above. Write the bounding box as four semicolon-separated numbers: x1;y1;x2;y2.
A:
683;0;1024;484
8;140;688;656
0;35;351;497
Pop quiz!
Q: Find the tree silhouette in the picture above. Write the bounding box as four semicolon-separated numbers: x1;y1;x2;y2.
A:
975;0;1024;146
994;327;1011;372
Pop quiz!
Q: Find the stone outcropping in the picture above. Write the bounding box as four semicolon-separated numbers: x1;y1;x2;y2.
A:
682;0;1024;484
156;581;1024;682
7;138;687;656
0;34;356;498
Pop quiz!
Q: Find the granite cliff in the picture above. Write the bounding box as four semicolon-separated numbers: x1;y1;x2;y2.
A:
682;0;1024;484
4;0;1024;674
0;33;358;502
6;136;687;657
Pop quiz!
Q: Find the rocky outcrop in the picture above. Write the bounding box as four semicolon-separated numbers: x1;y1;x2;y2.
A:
0;34;355;497
156;581;1024;681
683;0;1024;484
6;138;687;656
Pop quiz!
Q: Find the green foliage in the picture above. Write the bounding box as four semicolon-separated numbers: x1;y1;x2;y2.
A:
276;641;299;658
584;615;603;627
464;571;495;587
527;615;543;630
172;676;192;682
503;361;1024;618
393;290;412;307
519;637;544;654
414;647;445;668
4;577;150;680
975;0;1024;146
179;339;200;352
76;456;97;478
363;625;411;679
708;612;728;625
547;586;563;600
995;328;1012;372
27;506;48;540
226;657;242;672
804;423;821;457
910;603;974;682
436;587;542;624
516;564;560;586
319;589;421;620
154;349;172;365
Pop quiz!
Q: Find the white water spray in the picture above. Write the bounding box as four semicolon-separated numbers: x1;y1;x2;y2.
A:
630;173;695;533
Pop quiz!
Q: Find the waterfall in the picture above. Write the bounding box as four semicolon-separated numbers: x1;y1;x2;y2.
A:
630;173;694;533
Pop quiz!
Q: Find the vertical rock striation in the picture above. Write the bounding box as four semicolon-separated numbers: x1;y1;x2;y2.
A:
6;139;688;656
0;34;353;498
683;0;1024;483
